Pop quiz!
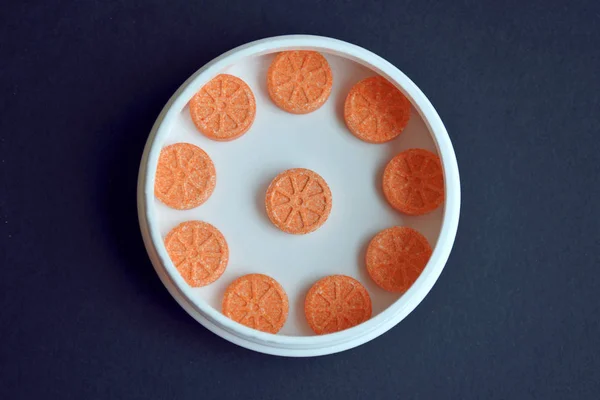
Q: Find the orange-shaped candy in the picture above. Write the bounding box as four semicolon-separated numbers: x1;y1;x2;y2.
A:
366;226;432;293
305;275;372;335
265;168;332;234
189;74;256;141
383;148;444;215
222;274;289;334
344;76;411;143
154;143;216;210
267;51;333;114
164;221;229;287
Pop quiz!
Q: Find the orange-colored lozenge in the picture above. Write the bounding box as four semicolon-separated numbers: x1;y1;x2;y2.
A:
189;74;256;141
154;143;216;210
265;168;332;234
222;274;289;334
305;275;372;335
164;221;229;287
383;148;444;215
365;226;432;293
344;76;411;143
267;51;333;114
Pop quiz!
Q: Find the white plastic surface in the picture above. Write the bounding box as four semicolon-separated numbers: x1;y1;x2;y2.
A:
138;35;461;356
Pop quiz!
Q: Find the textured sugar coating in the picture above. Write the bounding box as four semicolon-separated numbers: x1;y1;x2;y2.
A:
304;275;372;335
344;76;411;143
366;226;432;293
222;274;289;334
164;221;229;287
267;51;333;114
154;143;216;210
189;74;256;141
383;148;444;215
265;168;332;234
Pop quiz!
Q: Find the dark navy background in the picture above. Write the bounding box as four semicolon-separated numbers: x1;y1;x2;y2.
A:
1;1;599;398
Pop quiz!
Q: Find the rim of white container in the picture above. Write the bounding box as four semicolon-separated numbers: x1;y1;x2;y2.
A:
137;35;461;357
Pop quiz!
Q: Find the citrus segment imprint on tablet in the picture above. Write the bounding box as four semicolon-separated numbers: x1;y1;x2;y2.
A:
222;274;289;334
154;143;216;210
265;168;332;234
344;76;411;143
366;226;432;293
164;221;229;287
383;148;444;215
189;74;256;141
305;275;372;335
267;51;333;114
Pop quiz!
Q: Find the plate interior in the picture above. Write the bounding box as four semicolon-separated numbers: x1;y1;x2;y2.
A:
153;52;442;336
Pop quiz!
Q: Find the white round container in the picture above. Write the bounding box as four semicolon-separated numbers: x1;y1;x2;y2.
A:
137;35;460;357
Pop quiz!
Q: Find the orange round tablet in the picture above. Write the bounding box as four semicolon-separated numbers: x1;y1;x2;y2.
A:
265;168;332;234
189;74;256;141
366;226;432;293
154;143;216;210
267;51;333;114
344;76;411;143
383;148;444;215
222;274;289;334
164;221;229;287
304;275;372;335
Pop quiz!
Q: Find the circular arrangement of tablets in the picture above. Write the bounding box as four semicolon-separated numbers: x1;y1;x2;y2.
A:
155;51;445;335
